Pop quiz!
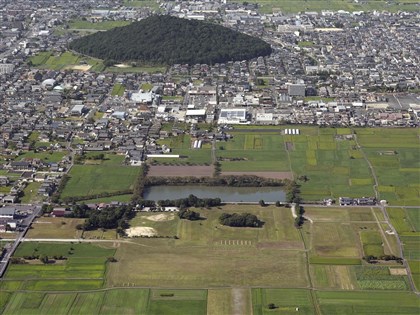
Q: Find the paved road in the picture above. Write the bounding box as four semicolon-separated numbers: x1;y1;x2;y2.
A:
0;205;41;277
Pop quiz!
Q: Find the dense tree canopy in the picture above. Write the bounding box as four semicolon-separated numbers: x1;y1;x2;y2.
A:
219;213;263;228
69;15;272;65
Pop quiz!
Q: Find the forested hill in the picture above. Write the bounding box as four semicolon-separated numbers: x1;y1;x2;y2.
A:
68;15;272;65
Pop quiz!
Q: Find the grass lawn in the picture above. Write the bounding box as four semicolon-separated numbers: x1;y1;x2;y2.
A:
20;182;42;204
17;151;66;163
68;20;131;30
316;290;420;314
60;163;139;200
27;217;85;239
108;205;308;288
111;83;125;96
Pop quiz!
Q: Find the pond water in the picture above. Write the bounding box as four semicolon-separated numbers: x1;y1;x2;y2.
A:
143;185;286;203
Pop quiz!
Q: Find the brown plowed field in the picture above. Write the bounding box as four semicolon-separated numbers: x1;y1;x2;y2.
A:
148;165;213;177
221;171;293;180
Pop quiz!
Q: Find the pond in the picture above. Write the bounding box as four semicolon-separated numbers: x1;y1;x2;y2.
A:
143;185;286;203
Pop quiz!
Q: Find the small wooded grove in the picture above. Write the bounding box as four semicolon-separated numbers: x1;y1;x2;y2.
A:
69;15;272;65
219;213;263;227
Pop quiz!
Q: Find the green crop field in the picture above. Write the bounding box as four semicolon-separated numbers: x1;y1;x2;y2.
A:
360;230;384;257
3;243;115;294
311;265;357;290
252;288;315;315
354;266;409;290
111;83;125;96
316;291;420;314
60;157;139;199
217;132;291;172
355;128;420;205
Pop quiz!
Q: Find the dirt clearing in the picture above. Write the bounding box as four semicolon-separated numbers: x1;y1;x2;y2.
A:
125;227;157;237
146;213;175;222
390;268;408;276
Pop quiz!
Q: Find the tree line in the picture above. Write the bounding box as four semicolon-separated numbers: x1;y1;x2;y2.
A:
145;175;290;188
158;194;221;208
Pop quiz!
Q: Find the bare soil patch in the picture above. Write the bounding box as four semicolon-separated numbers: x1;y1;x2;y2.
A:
114;64;130;68
221;171;293;180
125;227;157;237
146;213;175;222
389;268;408;276
148;165;213;177
64;65;92;71
285;142;294;151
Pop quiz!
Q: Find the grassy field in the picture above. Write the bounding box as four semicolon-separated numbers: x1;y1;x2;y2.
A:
17;151;66;163
1;288;207;315
316;290;420;314
20;182;42;204
3;243;115;292
29;51;166;73
217;132;291;172
68;20;131;30
108;206;308;288
60;155;139;200
311;265;357;290
252;288;315;315
111;83;125;96
356;128;420;205
27;217;85;239
156;134;212;165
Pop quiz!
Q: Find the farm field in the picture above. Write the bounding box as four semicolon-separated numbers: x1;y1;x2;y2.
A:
217;132;291;172
1;288;206;315
155;134;213;165
60;154;139;200
356;128;420;205
316;290;420;314
2;243;115;293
